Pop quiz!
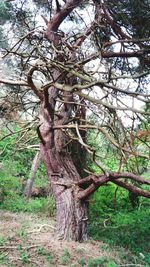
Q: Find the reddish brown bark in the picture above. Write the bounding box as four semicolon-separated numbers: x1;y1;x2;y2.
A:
39;109;88;240
102;50;150;58
34;0;90;241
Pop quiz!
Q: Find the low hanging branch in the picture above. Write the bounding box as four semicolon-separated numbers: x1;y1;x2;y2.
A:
53;171;150;199
111;180;150;199
76;172;150;199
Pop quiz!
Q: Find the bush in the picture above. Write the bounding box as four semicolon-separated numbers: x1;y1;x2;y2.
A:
0;163;19;204
0;128;53;214
89;191;150;254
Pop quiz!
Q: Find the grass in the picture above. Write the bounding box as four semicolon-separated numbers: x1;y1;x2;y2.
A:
0;192;56;216
0;209;149;267
0;237;8;246
0;171;149;266
89;207;150;254
0;129;150;266
78;257;117;267
78;258;86;266
88;187;150;267
60;248;71;265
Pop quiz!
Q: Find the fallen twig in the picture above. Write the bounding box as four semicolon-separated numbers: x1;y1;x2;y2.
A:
27;223;56;234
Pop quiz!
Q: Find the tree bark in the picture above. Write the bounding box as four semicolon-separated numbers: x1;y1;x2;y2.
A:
56;188;88;241
37;74;88;240
40;141;88;241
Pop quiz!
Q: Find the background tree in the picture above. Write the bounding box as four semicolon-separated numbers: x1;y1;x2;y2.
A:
0;0;150;241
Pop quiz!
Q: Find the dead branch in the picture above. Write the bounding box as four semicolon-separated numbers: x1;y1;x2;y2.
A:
0;78;28;86
77;172;150;199
27;66;44;100
27;224;56;233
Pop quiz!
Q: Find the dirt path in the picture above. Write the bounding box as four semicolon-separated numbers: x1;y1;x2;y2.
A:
0;211;131;266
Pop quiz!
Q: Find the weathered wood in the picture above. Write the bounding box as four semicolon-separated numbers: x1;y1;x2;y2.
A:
24;151;42;199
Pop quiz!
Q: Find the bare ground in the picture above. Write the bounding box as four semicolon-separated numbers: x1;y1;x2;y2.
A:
0;211;136;267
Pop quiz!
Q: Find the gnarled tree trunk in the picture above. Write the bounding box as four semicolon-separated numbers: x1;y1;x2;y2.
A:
36;4;89;238
39;94;88;240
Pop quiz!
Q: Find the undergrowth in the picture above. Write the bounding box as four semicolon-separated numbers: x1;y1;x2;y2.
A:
88;185;150;260
0;127;150;266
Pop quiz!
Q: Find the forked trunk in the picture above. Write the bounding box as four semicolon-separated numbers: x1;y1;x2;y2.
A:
37;22;88;238
40;143;88;241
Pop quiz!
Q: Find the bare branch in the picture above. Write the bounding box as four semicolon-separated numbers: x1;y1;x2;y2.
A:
102;4;131;39
112;180;150;198
77;172;150;199
52;124;149;159
77;92;150;116
109;172;150;185
27;67;44;101
0;79;28;86
102;50;150;59
45;0;83;38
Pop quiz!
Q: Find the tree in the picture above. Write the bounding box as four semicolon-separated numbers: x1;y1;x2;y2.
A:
0;0;150;241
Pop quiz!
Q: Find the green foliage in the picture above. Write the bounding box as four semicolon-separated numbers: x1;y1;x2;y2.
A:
0;28;8;49
0;128;56;216
87;115;150;257
36;246;50;256
0;129;35;179
0;164;19;204
34;161;48;188
106;261;117;267
89;206;150;254
0;0;13;25
43;196;56;217
78;258;86;266
0;125;149;266
60;248;71;265
89;185;129;219
88;256;106;267
86;129;119;173
0;194;51;213
106;0;150;39
20;251;30;264
0;237;8;246
0;253;7;266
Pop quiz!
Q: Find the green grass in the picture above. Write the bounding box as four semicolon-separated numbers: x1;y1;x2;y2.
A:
89;192;150;256
0;127;150;267
60;248;71;265
0;193;56;215
0;129;55;216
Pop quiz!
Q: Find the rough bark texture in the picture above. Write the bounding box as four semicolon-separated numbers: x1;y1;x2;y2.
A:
35;1;90;239
39;102;88;241
55;186;87;241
